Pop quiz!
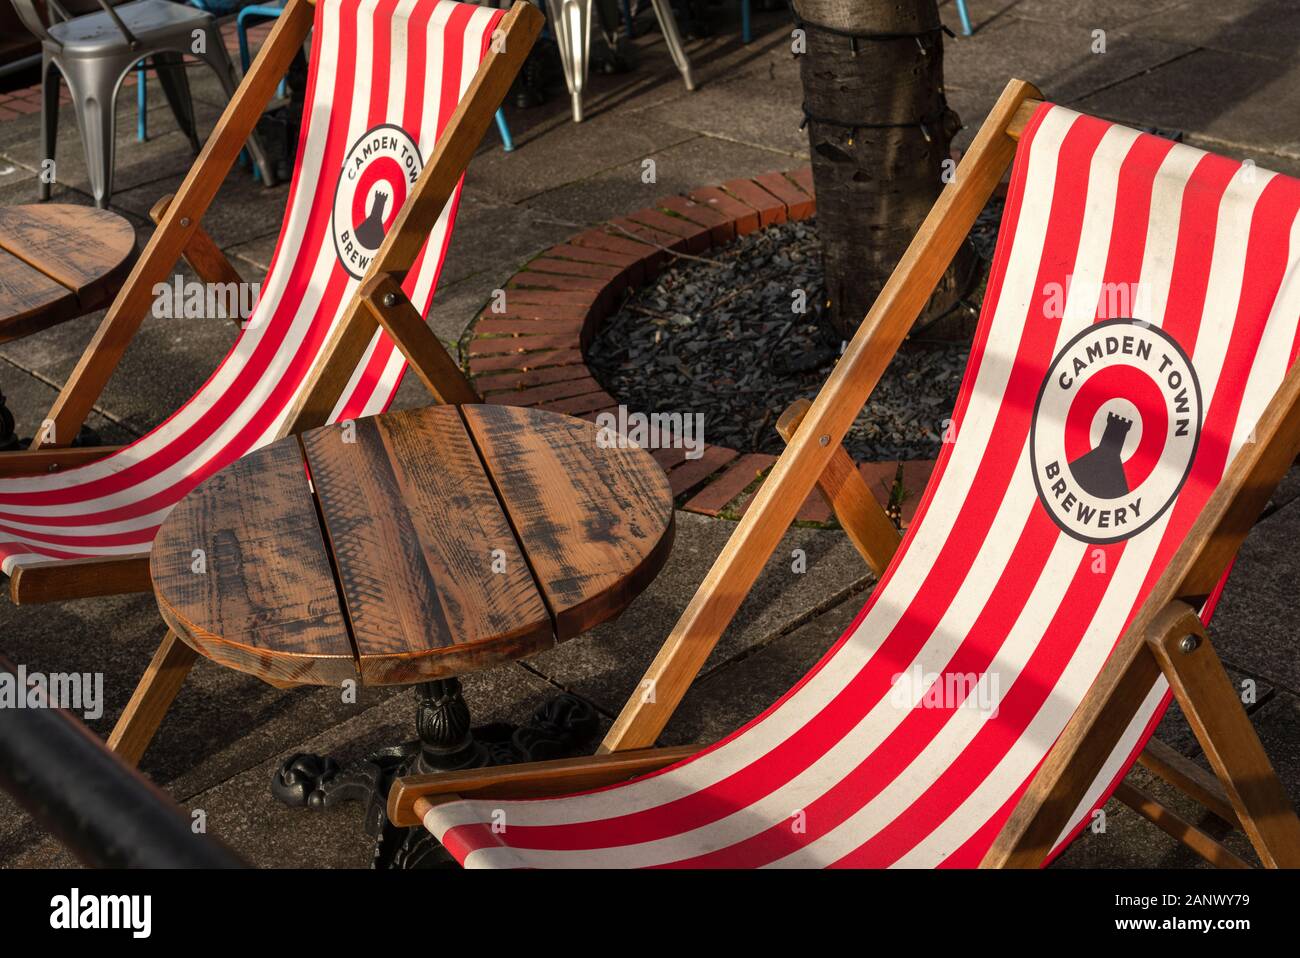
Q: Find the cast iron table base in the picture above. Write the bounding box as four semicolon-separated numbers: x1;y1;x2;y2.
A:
271;678;598;868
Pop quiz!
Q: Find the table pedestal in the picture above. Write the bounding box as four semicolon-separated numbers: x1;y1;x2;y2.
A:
271;679;599;868
0;389;16;451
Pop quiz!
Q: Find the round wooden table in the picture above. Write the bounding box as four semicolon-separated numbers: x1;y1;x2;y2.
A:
0;204;137;447
151;403;674;861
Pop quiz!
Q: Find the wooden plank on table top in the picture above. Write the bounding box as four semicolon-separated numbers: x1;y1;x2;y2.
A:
0;205;136;307
150;438;355;686
462;404;675;641
302;406;551;685
0;246;75;342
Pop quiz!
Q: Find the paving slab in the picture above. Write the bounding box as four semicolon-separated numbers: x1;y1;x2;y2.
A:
463;109;698;206
0;354;132;445
525;509;875;719
943;14;1196;108
664;593;861;747
0;94;222;203
1203;493;1300;695
437;190;577;289
1075;46;1300;162
110;165;287;250
4;658;569;868
523;134;795;227
0;263;241;438
1123;0;1300;62
1008;0;1186;29
632;41;807;157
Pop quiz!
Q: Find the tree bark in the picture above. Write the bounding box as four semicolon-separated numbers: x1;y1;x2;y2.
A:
795;0;973;339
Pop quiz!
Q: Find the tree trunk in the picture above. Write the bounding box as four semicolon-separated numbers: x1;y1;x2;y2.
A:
795;0;973;339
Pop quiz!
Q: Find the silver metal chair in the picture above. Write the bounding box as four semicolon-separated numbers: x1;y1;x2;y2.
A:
8;0;275;207
546;0;693;122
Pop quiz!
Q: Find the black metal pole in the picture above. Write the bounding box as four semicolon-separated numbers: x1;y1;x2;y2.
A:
0;655;246;868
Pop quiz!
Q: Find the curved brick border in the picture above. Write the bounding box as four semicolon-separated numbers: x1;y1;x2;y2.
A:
466;167;933;527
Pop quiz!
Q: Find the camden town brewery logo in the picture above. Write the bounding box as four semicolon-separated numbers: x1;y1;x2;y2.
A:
332;123;423;278
1030;318;1202;544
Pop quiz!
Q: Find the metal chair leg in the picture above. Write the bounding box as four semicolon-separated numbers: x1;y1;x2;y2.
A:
136;61;148;141
741;0;750;43
153;51;201;154
39;58;60;201
199;25;278;187
547;0;593;122
955;0;973;35
648;0;694;91
57;53;131;209
494;109;515;152
69;85;117;209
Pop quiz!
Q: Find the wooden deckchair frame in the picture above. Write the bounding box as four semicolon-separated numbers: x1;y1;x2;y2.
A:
388;78;1300;869
0;0;542;606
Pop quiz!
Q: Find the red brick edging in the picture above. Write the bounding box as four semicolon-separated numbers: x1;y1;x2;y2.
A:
467;167;932;527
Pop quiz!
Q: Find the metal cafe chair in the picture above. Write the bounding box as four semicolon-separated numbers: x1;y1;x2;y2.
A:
8;0;276;207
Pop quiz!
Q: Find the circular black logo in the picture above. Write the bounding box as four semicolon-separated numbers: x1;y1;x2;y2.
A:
1030;318;1202;544
331;124;423;279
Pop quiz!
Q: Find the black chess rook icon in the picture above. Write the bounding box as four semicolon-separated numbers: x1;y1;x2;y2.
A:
354;190;389;250
1069;411;1132;499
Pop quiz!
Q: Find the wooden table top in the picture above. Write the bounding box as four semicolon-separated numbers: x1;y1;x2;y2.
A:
152;404;676;687
0;204;137;343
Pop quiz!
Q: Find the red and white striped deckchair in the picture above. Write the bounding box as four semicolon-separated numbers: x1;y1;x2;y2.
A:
388;79;1300;868
0;0;543;760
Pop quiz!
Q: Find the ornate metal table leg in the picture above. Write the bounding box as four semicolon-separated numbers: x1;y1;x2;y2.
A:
0;389;17;451
271;679;599;868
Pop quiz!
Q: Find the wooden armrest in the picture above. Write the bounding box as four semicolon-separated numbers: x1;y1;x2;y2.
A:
359;273;480;405
776;398;900;576
150;195;245;326
388;744;697;827
0;445;122;477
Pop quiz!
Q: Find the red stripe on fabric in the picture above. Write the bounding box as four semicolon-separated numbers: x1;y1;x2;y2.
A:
1159;153;1241;350
1096;134;1178;320
861;131;1180;868
436;103;1056;866
957;161;1300;869
837;535;1125;867
338;1;484;419
439;108;1113;860
1126;171;1300;672
670;510;1069;868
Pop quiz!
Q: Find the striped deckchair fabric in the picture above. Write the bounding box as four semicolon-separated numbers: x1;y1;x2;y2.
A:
418;101;1300;867
0;0;504;574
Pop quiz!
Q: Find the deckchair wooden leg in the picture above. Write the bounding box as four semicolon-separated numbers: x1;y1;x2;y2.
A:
776;398;901;576
1138;735;1239;827
1113;781;1249;869
359;274;480;405
1146;612;1300;868
986;601;1300;867
150;193;245;322
107;631;199;767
